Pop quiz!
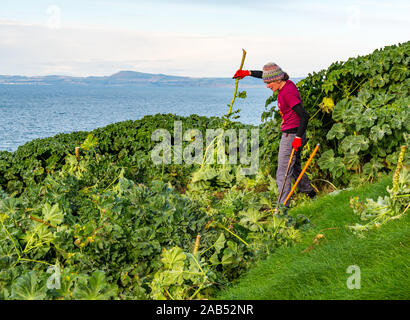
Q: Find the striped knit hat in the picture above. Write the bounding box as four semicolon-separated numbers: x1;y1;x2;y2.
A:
262;62;285;83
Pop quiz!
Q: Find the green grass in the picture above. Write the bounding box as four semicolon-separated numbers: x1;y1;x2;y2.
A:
216;175;410;300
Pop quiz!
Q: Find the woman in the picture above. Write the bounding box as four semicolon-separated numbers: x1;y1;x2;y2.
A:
234;62;316;205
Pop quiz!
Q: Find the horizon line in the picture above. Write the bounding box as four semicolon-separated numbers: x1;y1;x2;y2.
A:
0;70;307;80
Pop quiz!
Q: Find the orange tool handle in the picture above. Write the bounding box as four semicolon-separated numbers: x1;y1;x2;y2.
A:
283;144;320;206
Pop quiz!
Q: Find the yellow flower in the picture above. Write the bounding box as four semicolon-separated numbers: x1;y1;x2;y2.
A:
319;97;335;113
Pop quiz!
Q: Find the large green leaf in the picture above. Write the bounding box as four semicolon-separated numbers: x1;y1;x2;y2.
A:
355;108;377;131
369;92;395;108
363;158;384;180
374;54;391;74
221;241;240;266
80;133;98;152
192;167;218;182
72;271;117;300
0;197;20;215
239;208;265;232
369;73;390;88
327;123;346;140
10;271;47;300
388;82;408;97
160;269;185;287
343;105;364;125
370;124;392;142
332;98;351;121
341;135;370;154
35;225;54;243
217;167;234;185
390;64;408;82
390;111;408;129
161;247;186;271
213;233;226;254
343;153;360;171
322;79;336;94
42;203;63;226
317;150;346;178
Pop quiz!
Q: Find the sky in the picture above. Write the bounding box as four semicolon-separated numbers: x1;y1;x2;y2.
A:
0;0;409;78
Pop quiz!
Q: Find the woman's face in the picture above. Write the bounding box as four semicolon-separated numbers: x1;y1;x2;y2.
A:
266;80;283;92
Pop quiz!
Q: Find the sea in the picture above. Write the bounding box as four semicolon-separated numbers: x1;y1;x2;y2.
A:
0;84;272;152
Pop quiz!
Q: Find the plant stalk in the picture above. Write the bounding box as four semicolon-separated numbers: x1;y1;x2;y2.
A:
225;49;247;126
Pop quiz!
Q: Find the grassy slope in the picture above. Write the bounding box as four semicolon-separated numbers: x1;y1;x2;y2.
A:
216;175;410;300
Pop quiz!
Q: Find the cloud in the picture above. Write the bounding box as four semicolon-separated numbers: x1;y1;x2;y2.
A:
0;19;407;78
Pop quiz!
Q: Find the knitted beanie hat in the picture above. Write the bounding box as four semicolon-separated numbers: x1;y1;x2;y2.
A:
262;62;285;83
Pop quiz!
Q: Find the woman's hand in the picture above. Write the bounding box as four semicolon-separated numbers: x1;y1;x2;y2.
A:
233;70;250;79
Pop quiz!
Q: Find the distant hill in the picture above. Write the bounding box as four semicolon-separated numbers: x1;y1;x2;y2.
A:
0;71;303;88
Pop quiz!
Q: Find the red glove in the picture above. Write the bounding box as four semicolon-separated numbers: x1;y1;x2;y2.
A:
292;137;302;151
233;69;250;79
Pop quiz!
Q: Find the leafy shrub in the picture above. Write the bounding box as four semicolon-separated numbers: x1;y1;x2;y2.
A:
260;41;410;188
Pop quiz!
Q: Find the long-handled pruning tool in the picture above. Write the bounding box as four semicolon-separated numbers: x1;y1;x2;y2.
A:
274;144;320;214
273;148;296;214
283;143;320;206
